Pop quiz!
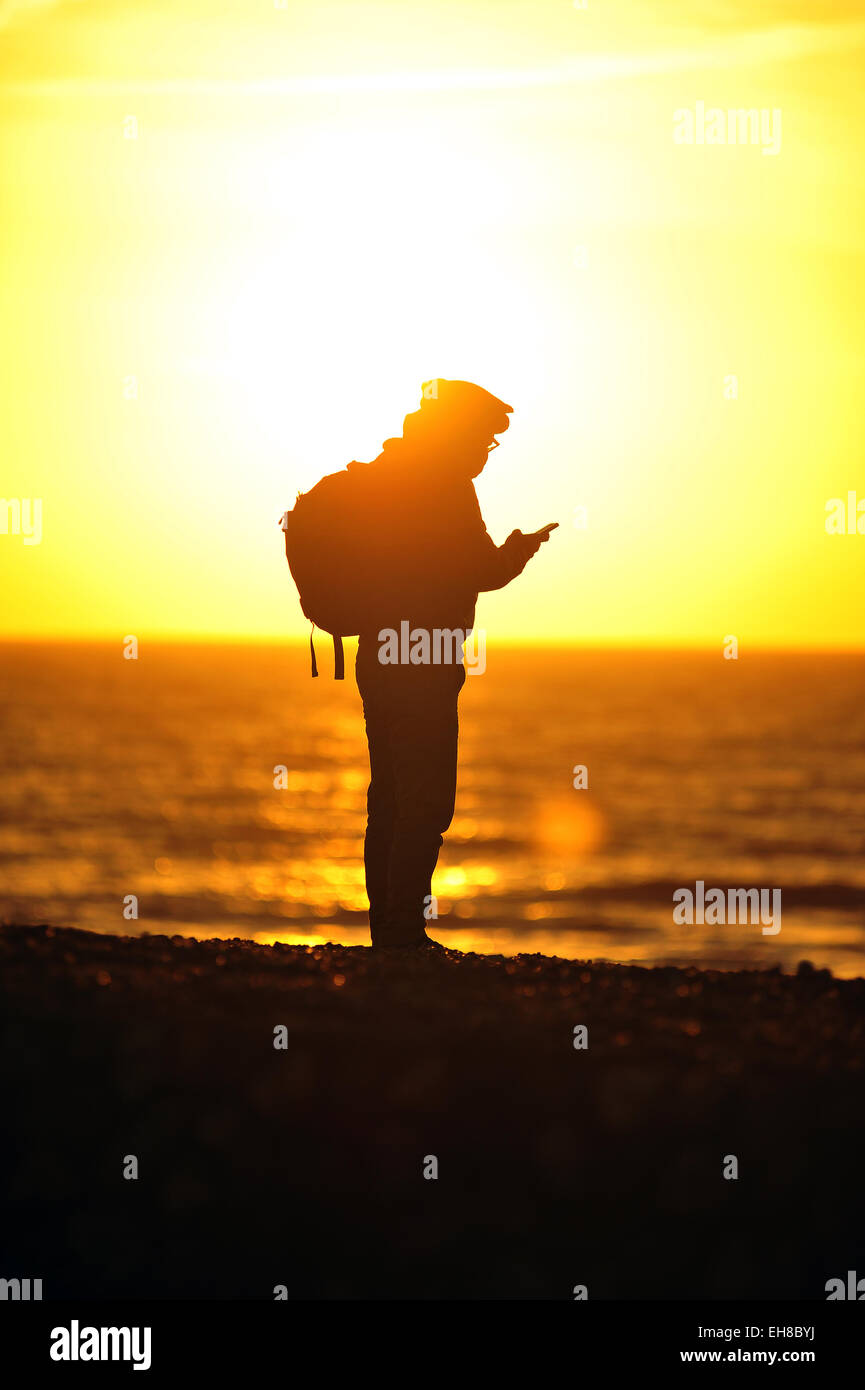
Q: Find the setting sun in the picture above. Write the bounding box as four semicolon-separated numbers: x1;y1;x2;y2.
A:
2;0;863;647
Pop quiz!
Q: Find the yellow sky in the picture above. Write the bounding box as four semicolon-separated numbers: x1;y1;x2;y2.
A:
1;0;863;646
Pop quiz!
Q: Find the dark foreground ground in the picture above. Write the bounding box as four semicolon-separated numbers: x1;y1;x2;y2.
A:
1;924;863;1300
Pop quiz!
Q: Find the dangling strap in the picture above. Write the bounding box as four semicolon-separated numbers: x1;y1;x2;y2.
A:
309;624;319;678
334;634;345;681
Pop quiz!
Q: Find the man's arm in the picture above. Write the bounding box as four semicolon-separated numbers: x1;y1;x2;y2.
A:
474;520;531;591
463;487;552;592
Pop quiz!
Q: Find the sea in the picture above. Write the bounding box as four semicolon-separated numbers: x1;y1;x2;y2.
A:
1;641;863;976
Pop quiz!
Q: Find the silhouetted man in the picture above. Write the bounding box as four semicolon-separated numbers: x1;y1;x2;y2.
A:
357;379;554;952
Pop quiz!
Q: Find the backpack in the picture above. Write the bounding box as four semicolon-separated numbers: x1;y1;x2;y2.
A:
280;460;382;679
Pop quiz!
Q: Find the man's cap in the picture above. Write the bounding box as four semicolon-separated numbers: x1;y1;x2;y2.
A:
419;378;513;430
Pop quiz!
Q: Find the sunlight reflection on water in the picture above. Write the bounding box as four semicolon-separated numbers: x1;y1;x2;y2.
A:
1;642;863;976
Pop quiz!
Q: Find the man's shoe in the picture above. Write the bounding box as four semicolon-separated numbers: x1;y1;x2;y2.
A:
373;935;458;958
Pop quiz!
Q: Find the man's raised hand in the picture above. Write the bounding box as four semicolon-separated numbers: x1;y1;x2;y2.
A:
507;523;558;566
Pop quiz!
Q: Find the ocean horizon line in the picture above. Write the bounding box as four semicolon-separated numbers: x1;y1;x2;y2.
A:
2;634;865;656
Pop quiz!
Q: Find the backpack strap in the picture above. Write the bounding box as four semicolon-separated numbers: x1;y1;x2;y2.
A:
309;626;344;680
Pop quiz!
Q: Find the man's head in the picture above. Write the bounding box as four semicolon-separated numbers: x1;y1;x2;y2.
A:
405;378;513;477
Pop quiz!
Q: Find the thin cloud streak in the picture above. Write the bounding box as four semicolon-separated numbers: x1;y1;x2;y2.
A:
3;21;865;97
